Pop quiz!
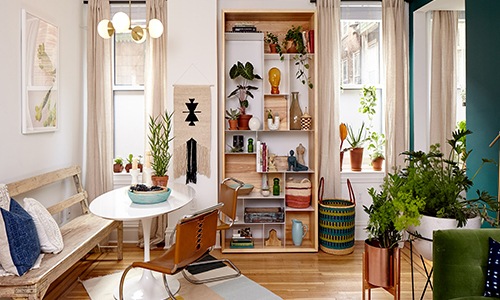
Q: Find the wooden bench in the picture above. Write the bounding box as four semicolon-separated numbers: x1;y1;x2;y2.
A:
0;166;123;299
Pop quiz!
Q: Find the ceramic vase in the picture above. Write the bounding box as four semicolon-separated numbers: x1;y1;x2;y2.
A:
292;219;308;246
290;92;302;130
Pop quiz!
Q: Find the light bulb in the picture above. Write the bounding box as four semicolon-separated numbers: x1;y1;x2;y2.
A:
97;19;114;39
148;19;163;38
131;26;146;44
112;12;130;33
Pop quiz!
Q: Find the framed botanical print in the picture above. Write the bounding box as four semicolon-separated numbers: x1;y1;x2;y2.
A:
21;10;59;134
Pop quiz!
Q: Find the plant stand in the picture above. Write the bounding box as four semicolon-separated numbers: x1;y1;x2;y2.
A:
362;246;401;300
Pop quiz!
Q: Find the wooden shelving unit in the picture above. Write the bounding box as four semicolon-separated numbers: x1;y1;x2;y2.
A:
220;10;318;253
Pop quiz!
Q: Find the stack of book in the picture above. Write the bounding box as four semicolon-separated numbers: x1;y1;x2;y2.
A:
255;141;268;172
230;230;254;248
232;24;258;33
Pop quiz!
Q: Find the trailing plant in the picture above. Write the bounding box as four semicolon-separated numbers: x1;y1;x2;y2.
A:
359;86;385;161
227;61;262;115
148;110;174;177
346;122;368;149
225;108;241;120
364;173;425;248
264;32;282;55
397;129;498;227
280;25;313;89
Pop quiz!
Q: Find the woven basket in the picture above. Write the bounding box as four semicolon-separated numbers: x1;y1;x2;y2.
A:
318;177;356;255
285;178;312;208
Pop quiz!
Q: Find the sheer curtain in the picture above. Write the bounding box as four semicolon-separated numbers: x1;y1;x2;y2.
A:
382;0;409;170
138;0;168;248
430;11;457;152
317;0;342;197
86;0;113;201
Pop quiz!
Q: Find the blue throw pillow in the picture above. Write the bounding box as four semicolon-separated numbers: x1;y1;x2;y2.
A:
0;199;40;276
485;237;500;297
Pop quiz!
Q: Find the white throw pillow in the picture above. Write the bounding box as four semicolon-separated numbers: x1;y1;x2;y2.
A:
0;184;10;211
23;198;64;254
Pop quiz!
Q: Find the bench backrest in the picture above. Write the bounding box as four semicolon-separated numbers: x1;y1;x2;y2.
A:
6;166;89;216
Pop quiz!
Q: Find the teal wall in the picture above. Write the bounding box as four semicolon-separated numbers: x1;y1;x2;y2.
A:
465;0;500;206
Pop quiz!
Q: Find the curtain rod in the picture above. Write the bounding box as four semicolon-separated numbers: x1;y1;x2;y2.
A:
83;0;148;4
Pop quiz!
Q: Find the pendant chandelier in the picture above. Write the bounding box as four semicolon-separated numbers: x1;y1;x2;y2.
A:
97;0;163;43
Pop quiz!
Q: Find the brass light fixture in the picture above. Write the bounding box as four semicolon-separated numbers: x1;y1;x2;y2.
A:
97;0;163;43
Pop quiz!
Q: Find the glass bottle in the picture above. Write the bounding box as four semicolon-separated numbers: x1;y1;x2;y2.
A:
247;138;254;153
290;92;303;130
273;178;280;196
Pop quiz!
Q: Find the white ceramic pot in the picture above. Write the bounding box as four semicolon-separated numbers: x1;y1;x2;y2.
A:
407;214;481;261
248;117;261;131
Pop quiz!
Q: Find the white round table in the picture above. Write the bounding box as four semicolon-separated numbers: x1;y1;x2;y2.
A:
89;183;195;300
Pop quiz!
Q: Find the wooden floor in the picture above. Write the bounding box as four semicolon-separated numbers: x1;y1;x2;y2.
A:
44;241;433;300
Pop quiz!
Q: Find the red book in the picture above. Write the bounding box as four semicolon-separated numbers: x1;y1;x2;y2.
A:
309;30;314;53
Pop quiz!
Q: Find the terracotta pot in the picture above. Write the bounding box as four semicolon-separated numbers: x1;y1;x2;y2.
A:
364;240;399;288
113;164;124;173
152;175;169;187
125;163;132;173
350;148;364;171
228;119;238;130
269;43;278;53
286;40;297;53
238;114;253;130
371;157;384;171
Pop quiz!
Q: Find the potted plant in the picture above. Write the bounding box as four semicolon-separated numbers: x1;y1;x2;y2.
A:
363;173;425;288
113;157;124;173
368;132;386;171
227;61;262;130
266;109;279;131
124;154;143;173
283;25;313;89
399;129;498;260
346;122;368;171
225;108;240;130
264;32;282;55
148;110;174;187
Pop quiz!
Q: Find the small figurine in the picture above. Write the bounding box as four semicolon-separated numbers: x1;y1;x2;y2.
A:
268;153;278;172
296;143;306;165
287;150;308;171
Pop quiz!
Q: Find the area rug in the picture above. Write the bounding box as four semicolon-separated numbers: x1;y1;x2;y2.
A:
81;265;282;300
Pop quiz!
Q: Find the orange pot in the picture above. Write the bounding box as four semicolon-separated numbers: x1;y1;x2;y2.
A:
152;175;169;187
371;157;384;171
238;114;253;130
364;240;398;288
350;148;364;171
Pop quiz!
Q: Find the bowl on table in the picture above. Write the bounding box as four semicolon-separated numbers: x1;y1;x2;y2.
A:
127;185;172;204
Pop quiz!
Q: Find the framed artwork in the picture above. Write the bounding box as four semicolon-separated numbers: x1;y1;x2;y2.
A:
21;10;59;134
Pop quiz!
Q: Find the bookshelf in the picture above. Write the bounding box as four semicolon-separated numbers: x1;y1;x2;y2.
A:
220;10;318;253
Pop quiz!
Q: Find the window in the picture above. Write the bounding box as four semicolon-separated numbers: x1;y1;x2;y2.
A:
339;4;384;167
111;4;146;160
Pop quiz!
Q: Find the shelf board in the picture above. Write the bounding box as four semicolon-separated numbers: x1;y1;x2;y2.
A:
225;32;263;41
286;206;314;212
225;152;256;155
237;192;284;199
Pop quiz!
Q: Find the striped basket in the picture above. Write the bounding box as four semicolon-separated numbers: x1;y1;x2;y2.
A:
318;177;356;255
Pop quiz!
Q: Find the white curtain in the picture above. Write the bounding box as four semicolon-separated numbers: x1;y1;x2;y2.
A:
430;11;457;152
138;0;168;248
382;0;409;170
317;0;342;198
86;0;113;201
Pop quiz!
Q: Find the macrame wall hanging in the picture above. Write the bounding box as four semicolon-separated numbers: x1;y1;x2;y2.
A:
173;85;211;183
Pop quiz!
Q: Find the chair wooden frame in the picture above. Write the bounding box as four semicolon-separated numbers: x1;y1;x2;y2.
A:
217;177;244;231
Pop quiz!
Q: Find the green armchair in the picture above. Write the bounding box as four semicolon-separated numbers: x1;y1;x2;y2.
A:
433;229;500;300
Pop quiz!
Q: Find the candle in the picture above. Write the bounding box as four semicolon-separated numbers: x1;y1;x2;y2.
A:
144;151;151;168
132;157;138;170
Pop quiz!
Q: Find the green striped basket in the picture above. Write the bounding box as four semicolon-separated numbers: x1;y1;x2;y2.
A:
318;177;356;255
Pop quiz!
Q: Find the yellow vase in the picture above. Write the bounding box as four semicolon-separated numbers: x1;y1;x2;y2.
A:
268;67;281;94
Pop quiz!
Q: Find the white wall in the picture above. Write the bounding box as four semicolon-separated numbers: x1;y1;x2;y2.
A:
0;1;84;207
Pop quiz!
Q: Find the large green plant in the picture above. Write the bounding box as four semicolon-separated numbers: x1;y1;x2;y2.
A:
398;129;497;227
228;61;262;114
148;110;174;177
364;173;425;248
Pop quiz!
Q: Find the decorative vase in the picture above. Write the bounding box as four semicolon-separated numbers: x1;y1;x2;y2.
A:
238;114;253;130
350;148;364;171
300;108;312;130
248;117;261;131
113;164;124;173
340;151;344;171
371;157;384;171
292;219;308;246
268;116;280;131
268;67;281;94
261;174;270;196
290;92;302;130
228;119;238;130
364;240;399;288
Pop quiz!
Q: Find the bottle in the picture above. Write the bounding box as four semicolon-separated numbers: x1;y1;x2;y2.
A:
290;92;303;130
273;178;280;196
247;138;254;153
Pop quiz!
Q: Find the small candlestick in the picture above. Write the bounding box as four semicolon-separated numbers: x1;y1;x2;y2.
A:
132;157;138;170
144;151;151;168
130;169;140;185
143;167;153;186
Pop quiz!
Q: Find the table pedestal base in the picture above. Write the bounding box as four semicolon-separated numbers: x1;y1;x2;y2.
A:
114;270;180;300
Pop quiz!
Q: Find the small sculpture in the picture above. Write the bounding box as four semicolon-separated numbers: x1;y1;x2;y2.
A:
287;150;308;171
296;143;306;165
268;154;278;172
